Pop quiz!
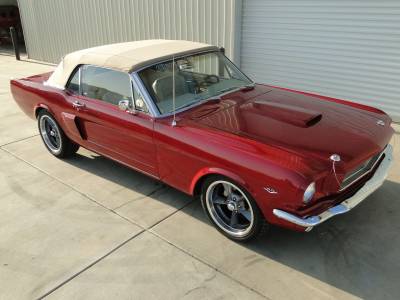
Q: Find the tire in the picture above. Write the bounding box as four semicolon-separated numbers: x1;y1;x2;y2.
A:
37;110;79;158
200;175;268;242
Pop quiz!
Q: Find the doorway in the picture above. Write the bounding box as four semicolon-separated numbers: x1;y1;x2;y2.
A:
0;0;26;57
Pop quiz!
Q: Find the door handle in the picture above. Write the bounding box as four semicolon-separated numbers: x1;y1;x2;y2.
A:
72;101;85;109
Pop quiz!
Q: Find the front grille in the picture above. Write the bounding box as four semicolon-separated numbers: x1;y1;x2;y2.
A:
340;150;384;190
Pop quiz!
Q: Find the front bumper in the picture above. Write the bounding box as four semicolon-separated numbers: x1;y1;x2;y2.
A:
273;144;393;230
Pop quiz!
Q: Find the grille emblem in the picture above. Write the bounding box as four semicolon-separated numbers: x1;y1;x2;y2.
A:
377;120;385;126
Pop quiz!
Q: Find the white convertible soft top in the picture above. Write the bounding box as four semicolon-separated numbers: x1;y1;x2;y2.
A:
46;39;218;89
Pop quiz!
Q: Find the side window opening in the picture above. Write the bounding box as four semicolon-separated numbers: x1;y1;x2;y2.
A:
69;65;149;114
81;65;132;106
66;67;80;94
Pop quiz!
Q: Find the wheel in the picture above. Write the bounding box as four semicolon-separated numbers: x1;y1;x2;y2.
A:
200;175;268;242
37;110;79;158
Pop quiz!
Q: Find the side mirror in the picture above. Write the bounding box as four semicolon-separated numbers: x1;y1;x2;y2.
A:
118;99;136;114
118;99;130;111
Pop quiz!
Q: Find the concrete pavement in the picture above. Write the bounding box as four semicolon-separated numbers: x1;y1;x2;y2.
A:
0;54;399;299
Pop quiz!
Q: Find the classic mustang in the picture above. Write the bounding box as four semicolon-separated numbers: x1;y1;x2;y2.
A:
11;40;394;241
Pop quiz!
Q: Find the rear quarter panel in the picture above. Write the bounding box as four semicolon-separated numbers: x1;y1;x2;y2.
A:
10;73;80;143
11;72;55;119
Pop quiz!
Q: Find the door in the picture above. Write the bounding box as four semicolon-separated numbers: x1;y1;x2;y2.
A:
65;65;158;177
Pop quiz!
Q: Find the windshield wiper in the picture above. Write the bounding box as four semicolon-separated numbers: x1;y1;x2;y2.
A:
174;98;203;111
172;83;255;113
240;83;255;91
218;86;240;94
196;96;221;106
218;83;255;95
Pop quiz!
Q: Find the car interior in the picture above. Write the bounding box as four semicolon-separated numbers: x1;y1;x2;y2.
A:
140;57;246;114
80;66;133;106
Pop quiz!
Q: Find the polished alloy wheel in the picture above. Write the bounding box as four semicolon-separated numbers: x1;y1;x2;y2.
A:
205;180;254;238
39;115;62;153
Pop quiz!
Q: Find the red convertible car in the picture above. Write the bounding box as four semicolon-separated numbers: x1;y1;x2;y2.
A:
11;40;394;241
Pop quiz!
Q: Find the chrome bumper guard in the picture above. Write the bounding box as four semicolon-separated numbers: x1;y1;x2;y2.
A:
273;145;393;230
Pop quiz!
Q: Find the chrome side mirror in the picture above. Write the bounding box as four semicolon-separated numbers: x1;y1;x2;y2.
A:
118;99;130;111
118;99;136;114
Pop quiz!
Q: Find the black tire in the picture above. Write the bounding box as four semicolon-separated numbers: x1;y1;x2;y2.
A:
200;175;268;242
37;110;79;158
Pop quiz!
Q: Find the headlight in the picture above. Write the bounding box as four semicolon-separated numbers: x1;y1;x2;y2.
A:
303;182;316;204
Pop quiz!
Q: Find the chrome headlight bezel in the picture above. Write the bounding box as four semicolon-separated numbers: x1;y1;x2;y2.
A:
303;182;316;204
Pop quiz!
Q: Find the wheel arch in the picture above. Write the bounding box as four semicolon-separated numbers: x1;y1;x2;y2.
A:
190;167;248;197
34;103;51;118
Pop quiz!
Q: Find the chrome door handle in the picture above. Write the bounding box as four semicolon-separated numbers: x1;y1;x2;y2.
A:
72;101;85;109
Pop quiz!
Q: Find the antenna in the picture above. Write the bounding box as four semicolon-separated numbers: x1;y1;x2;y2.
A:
171;55;177;127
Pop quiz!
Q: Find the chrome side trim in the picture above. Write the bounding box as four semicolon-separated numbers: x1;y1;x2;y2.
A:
78;66;82;95
273;144;393;229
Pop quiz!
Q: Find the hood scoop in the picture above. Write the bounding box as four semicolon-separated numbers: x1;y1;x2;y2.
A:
251;100;322;128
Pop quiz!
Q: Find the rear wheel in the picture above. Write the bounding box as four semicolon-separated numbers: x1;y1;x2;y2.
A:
200;175;268;242
38;110;79;158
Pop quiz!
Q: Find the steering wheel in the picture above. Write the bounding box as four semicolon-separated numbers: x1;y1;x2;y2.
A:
204;75;220;84
196;75;220;93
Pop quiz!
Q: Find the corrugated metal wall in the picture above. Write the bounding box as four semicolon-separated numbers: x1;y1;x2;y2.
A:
241;0;400;121
18;0;242;63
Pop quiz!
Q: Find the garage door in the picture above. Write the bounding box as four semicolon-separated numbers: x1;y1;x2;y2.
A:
240;1;400;121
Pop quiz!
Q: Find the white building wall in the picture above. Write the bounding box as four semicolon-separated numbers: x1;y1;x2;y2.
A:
18;0;242;64
241;0;400;121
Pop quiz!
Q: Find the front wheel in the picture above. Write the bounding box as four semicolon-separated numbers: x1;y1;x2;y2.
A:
38;110;79;158
200;176;268;242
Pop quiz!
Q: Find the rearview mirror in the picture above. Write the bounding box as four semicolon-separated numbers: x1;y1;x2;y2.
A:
177;58;193;71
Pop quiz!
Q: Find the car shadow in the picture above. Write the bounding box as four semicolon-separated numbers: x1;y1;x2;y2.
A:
64;151;192;211
64;150;400;299
246;179;400;299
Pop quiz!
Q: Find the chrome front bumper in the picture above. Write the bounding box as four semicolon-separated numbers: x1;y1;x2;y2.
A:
273;145;393;230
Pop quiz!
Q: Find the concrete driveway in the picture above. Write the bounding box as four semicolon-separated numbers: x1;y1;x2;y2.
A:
0;54;399;300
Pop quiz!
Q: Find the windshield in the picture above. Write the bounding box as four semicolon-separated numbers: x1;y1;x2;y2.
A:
138;51;253;114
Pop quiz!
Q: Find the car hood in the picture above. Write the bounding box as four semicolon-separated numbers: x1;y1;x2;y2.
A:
185;85;393;170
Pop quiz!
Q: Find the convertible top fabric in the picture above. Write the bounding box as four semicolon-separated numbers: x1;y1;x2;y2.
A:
46;39;217;89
